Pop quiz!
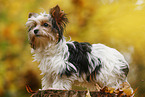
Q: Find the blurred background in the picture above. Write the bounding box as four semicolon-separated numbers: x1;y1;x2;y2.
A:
0;0;145;97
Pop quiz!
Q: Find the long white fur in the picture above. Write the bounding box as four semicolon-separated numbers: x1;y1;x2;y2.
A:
26;12;132;92
31;38;129;90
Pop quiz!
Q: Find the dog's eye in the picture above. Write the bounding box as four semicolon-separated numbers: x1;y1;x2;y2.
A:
43;23;49;27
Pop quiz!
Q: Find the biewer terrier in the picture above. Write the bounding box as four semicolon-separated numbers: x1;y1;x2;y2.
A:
26;5;133;92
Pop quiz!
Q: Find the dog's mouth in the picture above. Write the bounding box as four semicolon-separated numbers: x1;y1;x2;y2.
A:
35;34;49;38
29;34;56;49
30;36;48;49
35;34;43;37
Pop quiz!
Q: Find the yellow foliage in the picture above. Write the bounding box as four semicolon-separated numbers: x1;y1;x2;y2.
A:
0;0;145;97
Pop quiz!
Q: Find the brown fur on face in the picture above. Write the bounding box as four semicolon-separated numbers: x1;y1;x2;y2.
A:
26;14;59;49
26;5;68;49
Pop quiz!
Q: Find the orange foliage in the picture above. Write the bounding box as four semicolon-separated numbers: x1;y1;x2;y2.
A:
0;0;145;97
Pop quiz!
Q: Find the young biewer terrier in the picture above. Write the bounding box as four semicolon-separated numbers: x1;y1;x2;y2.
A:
26;5;133;93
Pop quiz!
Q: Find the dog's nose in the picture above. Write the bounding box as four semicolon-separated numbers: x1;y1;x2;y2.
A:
34;29;39;34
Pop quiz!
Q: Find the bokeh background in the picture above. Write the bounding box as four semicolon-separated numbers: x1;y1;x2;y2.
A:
0;0;145;97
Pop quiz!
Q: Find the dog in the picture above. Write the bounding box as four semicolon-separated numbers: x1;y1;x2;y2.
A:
26;5;133;92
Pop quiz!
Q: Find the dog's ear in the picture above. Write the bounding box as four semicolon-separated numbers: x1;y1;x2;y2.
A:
50;5;68;42
28;13;38;18
50;5;68;31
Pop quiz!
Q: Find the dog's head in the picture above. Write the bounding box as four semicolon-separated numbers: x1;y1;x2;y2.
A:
26;5;68;49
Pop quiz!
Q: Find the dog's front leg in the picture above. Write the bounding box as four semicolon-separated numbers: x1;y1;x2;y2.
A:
52;77;72;90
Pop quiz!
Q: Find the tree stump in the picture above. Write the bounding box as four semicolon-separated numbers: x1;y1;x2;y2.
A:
26;85;134;97
30;89;128;97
